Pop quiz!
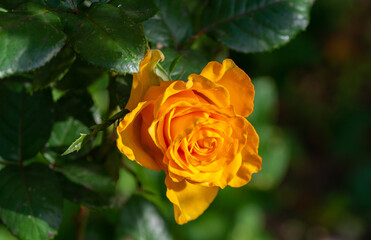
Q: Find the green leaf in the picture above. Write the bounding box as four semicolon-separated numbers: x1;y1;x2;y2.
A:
0;224;18;240
61;133;87;156
115;195;171;240
0;164;63;240
155;62;170;81
201;0;313;53
55;90;95;127
160;48;208;81
55;161;116;194
61;109;128;156
48;117;89;154
43;0;82;10
88;73;110;119
0;83;54;161
33;46;76;91
62;3;146;74
55;58;105;90
0;9;66;78
0;0;28;10
110;0;159;23
113;75;132;110
143;0;192;48
58;173;112;208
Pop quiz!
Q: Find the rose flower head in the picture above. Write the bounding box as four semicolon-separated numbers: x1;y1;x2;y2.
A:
116;50;262;224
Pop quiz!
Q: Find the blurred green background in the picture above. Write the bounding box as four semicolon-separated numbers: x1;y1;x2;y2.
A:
1;0;370;239
173;0;371;239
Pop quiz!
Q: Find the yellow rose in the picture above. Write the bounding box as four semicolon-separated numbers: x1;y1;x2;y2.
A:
116;50;262;224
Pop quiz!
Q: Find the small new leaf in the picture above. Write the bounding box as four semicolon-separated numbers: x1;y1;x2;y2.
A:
62;133;88;156
61;109;129;156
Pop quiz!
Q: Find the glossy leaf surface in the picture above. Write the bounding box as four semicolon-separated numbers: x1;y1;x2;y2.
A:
202;0;313;53
0;165;63;240
0;83;54;161
115;195;171;240
0;9;66;78
63;3;146;74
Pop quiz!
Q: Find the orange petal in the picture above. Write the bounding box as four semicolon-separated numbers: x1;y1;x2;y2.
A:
200;59;255;117
228;121;262;187
142;81;173;102
125;50;165;111
187;74;230;108
116;101;161;171
165;176;219;224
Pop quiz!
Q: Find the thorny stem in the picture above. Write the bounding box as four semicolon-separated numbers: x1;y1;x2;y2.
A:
75;206;89;240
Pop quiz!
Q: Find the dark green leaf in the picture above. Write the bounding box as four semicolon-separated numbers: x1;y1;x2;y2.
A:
0;1;21;10
113;75;132;110
115;195;171;240
0;83;54;161
0;164;63;240
110;0;158;23
55;58;105;90
0;0;32;10
62;3;146;74
43;0;82;10
33;46;76;91
55;161;116;194
143;0;192;48
55;90;95;127
0;9;66;78
160;48;208;81
88;73;110;119
58;173;112;208
202;0;313;53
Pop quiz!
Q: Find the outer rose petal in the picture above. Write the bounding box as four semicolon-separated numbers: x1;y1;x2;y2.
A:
165;176;219;224
186;74;230;108
125;50;165;111
116;101;161;171
200;59;255;117
228;121;262;187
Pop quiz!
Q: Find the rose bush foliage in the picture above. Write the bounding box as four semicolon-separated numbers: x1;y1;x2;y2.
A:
116;50;262;224
0;0;314;238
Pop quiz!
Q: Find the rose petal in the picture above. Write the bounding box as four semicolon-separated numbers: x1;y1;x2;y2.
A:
200;59;255;117
126;50;165;111
187;74;230;108
142;81;173;102
116;101;161;171
165;176;219;224
228;121;262;187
